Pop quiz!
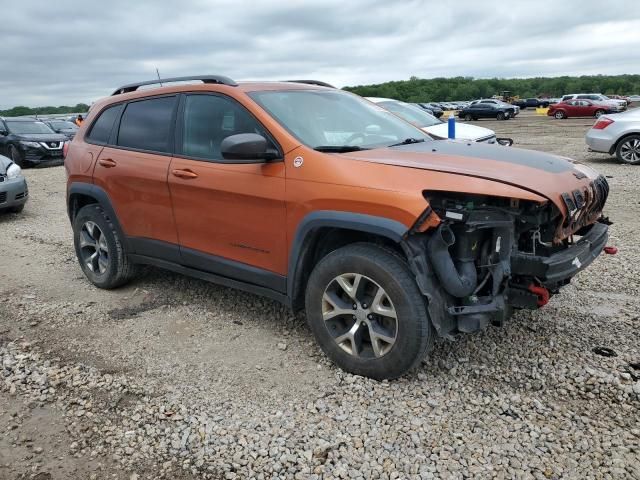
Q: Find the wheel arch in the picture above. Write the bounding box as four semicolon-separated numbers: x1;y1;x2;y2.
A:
67;182;130;250
610;131;640;155
287;211;408;311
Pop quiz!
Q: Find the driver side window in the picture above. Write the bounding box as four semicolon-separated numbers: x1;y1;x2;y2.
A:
181;94;274;161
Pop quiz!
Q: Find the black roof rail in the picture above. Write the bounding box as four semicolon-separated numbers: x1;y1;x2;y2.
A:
285;80;336;89
112;75;238;95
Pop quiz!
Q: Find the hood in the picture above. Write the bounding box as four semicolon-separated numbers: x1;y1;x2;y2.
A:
15;133;68;142
344;140;601;214
423;123;495;142
0;154;11;173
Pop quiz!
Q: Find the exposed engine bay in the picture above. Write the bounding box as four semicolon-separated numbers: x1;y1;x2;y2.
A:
402;177;611;338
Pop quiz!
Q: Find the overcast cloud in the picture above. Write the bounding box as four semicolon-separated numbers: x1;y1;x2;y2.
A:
1;0;639;108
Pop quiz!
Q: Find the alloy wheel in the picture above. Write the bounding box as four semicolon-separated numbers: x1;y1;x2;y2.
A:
620;138;640;163
79;221;109;274
322;273;398;358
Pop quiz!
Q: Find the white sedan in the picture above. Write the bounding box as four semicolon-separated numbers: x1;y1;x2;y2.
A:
367;97;499;144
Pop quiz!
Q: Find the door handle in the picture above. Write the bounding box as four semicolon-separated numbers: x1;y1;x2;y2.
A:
172;169;199;179
98;158;117;168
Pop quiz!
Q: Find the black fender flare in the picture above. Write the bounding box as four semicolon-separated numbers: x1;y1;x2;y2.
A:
67;182;130;251
286;210;408;302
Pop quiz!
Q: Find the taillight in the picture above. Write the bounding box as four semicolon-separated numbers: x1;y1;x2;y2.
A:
592;118;614;130
63;141;69;158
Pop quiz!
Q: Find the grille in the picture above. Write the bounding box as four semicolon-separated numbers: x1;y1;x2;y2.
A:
561;175;609;236
15;192;26;200
0;192;6;204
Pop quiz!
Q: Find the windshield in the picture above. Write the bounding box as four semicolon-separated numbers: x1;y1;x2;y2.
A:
376;101;441;128
249;90;431;149
6;121;55;135
49;121;78;130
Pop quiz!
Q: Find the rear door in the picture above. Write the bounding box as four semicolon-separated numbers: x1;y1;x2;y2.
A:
168;92;287;287
92;95;180;260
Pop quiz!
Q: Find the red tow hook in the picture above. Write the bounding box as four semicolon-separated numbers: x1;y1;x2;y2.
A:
528;284;550;307
604;246;618;255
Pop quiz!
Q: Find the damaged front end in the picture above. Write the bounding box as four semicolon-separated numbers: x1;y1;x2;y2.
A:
402;179;610;338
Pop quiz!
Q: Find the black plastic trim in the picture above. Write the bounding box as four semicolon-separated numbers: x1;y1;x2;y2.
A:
287;210;408;299
67;182;130;250
128;237;181;263
112;75;238;95
129;254;289;306
511;222;608;285
126;237;285;293
180;246;286;293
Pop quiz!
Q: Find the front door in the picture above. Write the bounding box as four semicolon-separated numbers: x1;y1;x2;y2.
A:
168;93;287;290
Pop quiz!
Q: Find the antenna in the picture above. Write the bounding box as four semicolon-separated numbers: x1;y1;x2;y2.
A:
156;68;163;87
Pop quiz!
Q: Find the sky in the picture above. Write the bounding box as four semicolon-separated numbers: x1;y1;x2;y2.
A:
1;0;639;109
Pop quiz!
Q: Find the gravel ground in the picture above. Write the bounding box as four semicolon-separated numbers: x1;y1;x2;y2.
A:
1;110;639;479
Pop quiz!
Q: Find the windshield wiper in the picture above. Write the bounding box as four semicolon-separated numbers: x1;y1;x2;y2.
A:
387;138;426;147
313;145;365;153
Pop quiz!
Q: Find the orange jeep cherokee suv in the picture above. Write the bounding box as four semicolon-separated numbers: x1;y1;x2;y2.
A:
65;76;610;379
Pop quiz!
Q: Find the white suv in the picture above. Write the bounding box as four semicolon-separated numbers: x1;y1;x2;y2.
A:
561;94;626;112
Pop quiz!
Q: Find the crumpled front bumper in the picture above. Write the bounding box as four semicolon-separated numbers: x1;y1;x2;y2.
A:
511;222;608;287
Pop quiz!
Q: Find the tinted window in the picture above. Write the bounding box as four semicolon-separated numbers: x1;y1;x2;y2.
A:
5;121;54;135
117;97;176;153
87;105;122;144
181;94;275;160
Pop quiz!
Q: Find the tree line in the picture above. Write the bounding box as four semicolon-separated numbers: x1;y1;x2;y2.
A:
0;103;90;118
343;75;640;102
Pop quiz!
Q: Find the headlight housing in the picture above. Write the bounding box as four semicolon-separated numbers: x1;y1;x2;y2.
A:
6;163;22;179
20;141;41;148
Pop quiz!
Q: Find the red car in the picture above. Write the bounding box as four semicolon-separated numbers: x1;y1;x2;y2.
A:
548;100;613;119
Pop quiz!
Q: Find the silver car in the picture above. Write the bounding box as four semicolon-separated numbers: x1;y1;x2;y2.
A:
0;154;28;213
585;108;640;164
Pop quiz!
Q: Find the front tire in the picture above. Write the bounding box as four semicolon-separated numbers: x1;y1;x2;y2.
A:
615;134;640;165
305;243;434;380
594;109;605;118
554;111;566;119
496;112;505;120
73;204;137;289
464;114;473;121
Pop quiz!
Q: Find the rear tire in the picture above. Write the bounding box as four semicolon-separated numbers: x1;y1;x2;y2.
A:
73;204;137;289
615;134;640;165
496;112;505;120
554;111;566;119
305;243;434;380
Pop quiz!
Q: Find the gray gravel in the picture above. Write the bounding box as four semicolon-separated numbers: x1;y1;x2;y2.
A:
1;110;639;479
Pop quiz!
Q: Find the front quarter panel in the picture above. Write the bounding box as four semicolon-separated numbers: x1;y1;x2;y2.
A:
283;145;547;247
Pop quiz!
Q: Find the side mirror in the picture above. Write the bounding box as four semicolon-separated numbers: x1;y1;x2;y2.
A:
0;129;7;136
220;133;269;161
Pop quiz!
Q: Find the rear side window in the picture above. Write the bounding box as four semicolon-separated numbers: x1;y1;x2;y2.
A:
117;96;176;153
87;104;122;144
